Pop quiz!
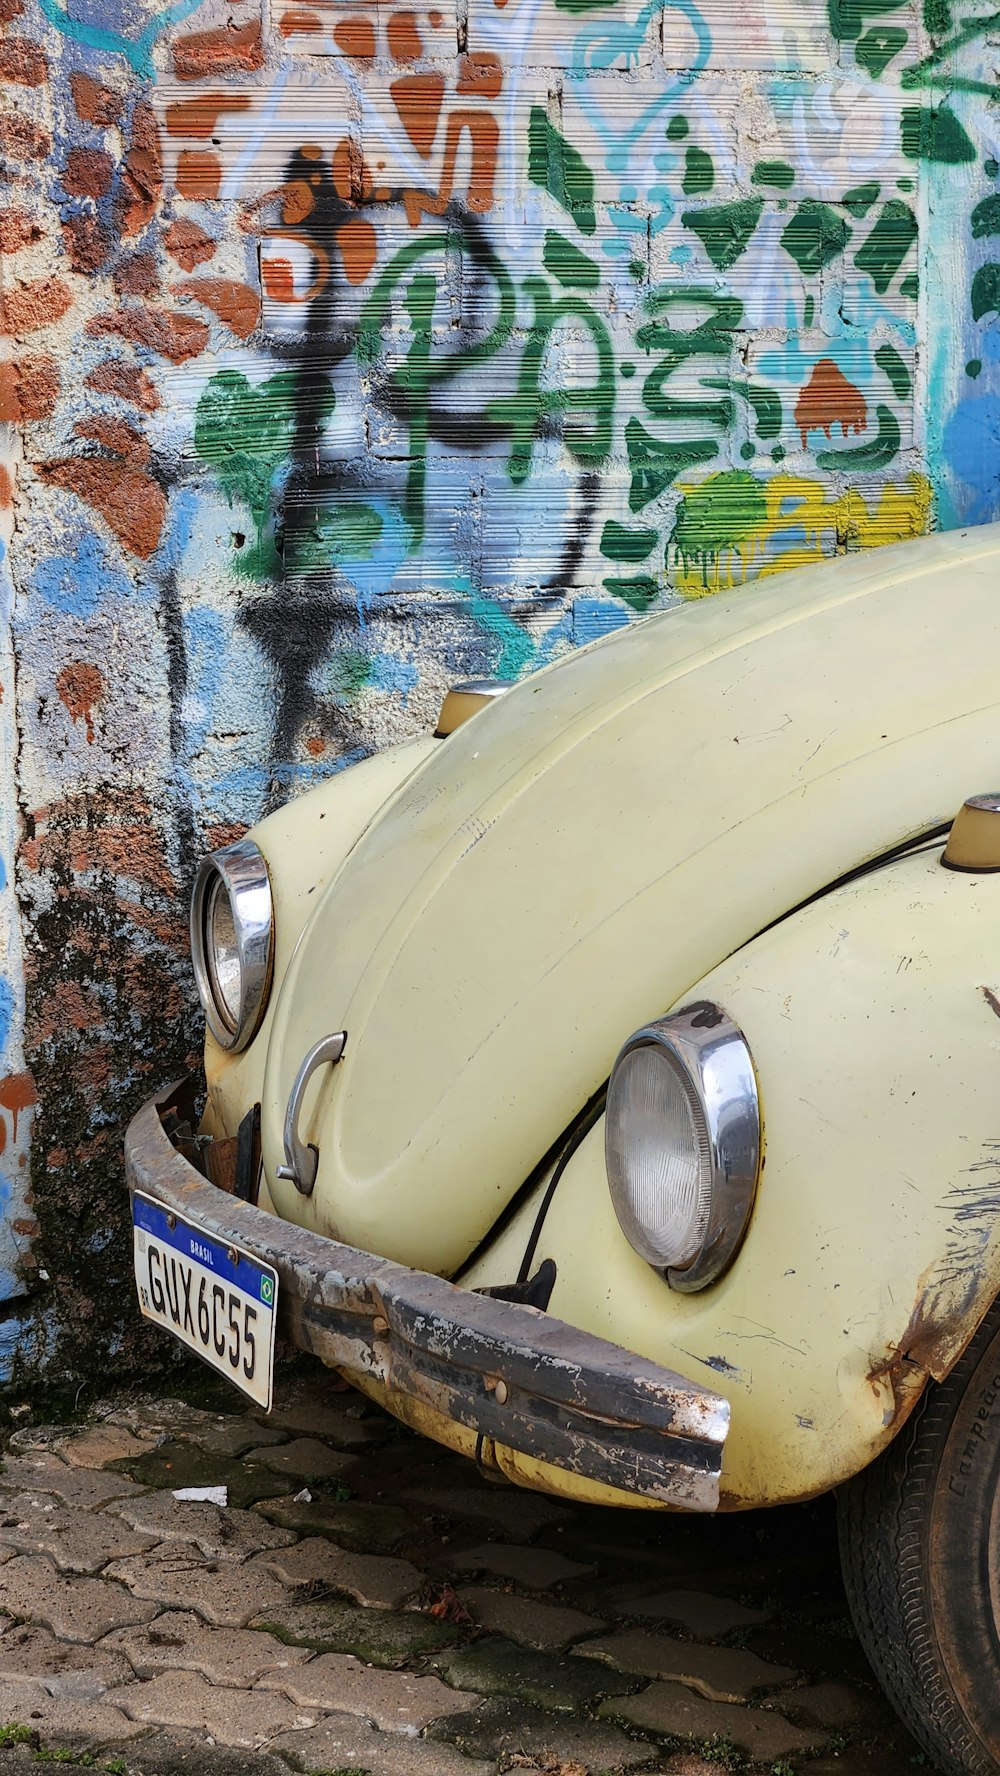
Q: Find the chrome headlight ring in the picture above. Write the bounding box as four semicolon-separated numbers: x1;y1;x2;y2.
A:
190;839;274;1053
605;1002;760;1292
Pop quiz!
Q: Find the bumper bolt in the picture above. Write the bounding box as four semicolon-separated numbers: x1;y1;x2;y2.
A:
494;1380;509;1405
373;1315;388;1335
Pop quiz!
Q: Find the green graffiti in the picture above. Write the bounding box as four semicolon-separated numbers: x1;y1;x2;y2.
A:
753;160;795;188
194;368;335;578
682;199;763;270
829;0;907;42
901;105;976;160
971;262;1000;320
923;0;951;30
855;23;907;72
874;343;911;398
971;193;1000;237
987;158;1000;177
854;199;917;293
670;470;768;587
603;574;660;610
842;181;881;217
780;201;852;275
967;358;983;378
815;404;901;469
459;587;537;677
900;271;919;298
287;503;384;576
666;115;689;139
543;230;600;288
626;420;717;511
703;379;783;439
600;521;658;561
803;294;815;325
329;650;375;696
683;147;715;195
901;14;1000;100
487;278;614;485
528;107;596;235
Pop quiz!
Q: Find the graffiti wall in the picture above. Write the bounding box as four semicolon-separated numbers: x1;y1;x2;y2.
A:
0;0;997;1383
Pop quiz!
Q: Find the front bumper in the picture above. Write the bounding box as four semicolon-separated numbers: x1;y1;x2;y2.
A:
125;1082;729;1511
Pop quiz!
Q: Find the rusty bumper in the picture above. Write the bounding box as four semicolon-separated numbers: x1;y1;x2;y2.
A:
124;1083;729;1511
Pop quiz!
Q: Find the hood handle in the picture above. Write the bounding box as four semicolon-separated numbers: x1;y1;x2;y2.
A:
275;1031;347;1196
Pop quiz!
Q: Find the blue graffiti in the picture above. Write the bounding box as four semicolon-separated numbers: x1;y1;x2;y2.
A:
32;531;136;619
35;0;207;77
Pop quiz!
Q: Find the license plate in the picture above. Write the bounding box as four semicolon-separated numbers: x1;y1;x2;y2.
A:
132;1193;277;1410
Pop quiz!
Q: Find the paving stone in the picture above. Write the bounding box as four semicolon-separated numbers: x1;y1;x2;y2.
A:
261;1650;480;1729
243;1437;355;1481
446;1543;593;1590
428;1693;654;1771
270;1710;496;1775
58;1425;162;1469
252;1535;422;1609
256;1492;412;1552
575;1630;797;1701
600;1681;825;1758
105;1545;291;1627
624;1588;770;1638
0;1554;157;1642
251;1595;462;1662
0;1675;149;1741
108;1669;319;1748
179;1418;287;1458
434;1636;637;1714
107;1442;290;1509
0;1491;156;1573
784;1680;869;1728
404;1484;571;1540
108;1491;296;1561
259;1387;384;1444
461;1586;603;1650
7;1425;84;1456
0;1621;133;1696
102;1609;312;1686
0;1452;144;1508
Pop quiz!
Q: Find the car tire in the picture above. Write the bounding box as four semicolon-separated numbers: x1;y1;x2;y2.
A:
838;1296;1000;1776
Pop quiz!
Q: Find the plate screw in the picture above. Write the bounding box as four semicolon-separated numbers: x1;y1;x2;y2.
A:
166;1214;176;1230
372;1315;388;1335
227;1247;239;1266
494;1380;509;1405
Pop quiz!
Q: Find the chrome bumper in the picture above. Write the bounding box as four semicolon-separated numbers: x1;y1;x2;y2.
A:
124;1082;729;1511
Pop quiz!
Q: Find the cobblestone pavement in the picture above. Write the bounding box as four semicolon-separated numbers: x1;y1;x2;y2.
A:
0;1365;924;1776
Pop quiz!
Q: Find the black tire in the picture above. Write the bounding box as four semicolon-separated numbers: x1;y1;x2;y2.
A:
838;1296;1000;1776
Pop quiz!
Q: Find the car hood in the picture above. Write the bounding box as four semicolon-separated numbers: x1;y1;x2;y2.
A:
262;523;1000;1271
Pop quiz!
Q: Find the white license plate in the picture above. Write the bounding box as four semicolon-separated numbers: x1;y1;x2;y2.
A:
132;1192;277;1411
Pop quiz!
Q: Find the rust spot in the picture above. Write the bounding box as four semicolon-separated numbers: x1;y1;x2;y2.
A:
62;212;112;274
0;354;59;422
40;459;166;558
794;358;868;450
0;276;73;338
165;91;250;139
163;219;216;270
63;146;114;199
456;52;503;95
0;112;51;162
980;985;1000;1020
178;277;260;340
172;18;264;79
113;252;159;297
176;150;221;201
85;358;160;412
75;415;149;465
69;72;123;127
333;15;376;53
87;305;210;365
116;102;162;236
0;38;48;85
56;663;105;745
0;207;43;253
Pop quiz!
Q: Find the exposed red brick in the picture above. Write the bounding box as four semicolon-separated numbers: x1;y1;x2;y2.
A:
176;150;221;199
0;39;48;86
179;276;259;339
0;0;25;19
63;145;114;199
115;101;162;236
68;71;123;127
75;414;149;463
164;91;250;138
113;251;159;295
0;112;50;161
0;355;59;422
172;17;263;78
0;464;12;509
39;458;166;558
204;820;249;852
163;218;216;270
84;357;160;411
62;212;111;273
0;207;43;252
87;304;209;364
0;276;72;337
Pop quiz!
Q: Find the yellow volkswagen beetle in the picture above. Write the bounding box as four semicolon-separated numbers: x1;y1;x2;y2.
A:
127;522;1000;1774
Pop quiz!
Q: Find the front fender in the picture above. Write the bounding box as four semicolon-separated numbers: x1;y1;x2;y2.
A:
464;838;1000;1508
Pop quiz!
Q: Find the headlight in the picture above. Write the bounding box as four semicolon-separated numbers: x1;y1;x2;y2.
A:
190;839;274;1052
605;1002;760;1292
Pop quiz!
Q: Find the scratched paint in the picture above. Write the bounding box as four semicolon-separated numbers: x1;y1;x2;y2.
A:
0;0;995;1380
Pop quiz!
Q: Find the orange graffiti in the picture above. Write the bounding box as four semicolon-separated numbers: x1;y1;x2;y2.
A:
278;7;322;33
165;92;250;139
57;662;104;744
388;10;423;59
337;217;377;284
0;1073;36;1148
332;136;371;203
404;110;499;223
260;255;296;301
456;52;503;96
333;16;376;55
179;277;260;339
176;150;221;200
391;72;445;158
794;358;868;449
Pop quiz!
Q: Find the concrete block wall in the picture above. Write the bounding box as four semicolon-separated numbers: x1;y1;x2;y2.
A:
0;0;996;1384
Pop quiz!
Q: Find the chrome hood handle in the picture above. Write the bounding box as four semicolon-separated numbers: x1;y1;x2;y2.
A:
275;1031;346;1196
